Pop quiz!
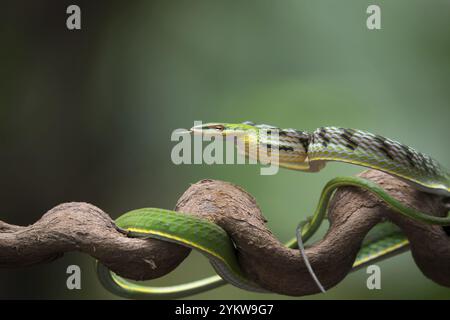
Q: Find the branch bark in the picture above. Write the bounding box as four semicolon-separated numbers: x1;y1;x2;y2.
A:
0;170;449;296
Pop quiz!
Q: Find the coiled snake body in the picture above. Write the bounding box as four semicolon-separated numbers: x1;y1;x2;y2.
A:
97;122;450;298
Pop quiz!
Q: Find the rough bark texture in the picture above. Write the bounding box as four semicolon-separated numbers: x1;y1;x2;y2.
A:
0;170;449;296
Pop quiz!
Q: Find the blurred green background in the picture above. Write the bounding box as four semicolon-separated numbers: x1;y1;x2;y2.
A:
0;0;449;299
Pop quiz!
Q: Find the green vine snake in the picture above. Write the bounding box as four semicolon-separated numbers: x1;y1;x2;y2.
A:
97;122;450;298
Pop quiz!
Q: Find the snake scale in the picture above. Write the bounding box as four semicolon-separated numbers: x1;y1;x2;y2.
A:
97;122;450;298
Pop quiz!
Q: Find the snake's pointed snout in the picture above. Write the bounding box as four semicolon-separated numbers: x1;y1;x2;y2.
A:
173;129;192;136
190;122;228;136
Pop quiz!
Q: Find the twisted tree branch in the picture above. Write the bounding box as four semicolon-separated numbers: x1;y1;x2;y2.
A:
0;170;449;296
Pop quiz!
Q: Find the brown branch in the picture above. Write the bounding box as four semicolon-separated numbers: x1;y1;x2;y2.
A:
0;170;449;296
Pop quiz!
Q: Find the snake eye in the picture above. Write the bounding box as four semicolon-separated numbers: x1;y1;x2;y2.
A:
208;124;225;131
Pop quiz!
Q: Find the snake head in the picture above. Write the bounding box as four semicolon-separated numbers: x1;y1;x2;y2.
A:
190;121;258;139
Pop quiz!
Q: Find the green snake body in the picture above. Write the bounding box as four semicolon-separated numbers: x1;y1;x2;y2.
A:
98;122;450;298
115;208;267;293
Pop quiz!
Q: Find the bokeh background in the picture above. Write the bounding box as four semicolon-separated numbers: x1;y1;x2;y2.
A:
1;0;449;299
